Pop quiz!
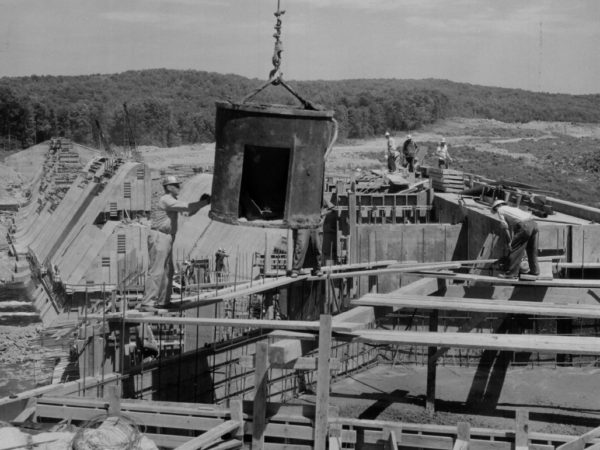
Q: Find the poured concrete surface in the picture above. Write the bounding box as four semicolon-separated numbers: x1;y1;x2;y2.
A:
319;364;600;435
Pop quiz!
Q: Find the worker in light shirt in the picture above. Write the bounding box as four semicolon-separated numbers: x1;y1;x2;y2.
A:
490;199;540;279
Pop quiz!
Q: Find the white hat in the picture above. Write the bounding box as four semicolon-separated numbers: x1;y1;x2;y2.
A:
385;131;390;137
162;175;180;186
490;199;506;211
406;134;412;140
441;137;446;143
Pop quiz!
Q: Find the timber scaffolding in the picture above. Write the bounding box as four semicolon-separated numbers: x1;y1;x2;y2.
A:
6;265;600;449
8;158;600;448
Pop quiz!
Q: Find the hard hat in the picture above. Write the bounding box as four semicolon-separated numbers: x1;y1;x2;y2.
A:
441;137;446;143
490;199;506;211
406;134;412;140
385;131;390;137
162;175;180;186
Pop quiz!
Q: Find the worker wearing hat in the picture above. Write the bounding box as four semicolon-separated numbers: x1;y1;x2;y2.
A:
490;199;539;279
141;175;211;310
402;134;418;173
384;131;397;172
436;137;453;169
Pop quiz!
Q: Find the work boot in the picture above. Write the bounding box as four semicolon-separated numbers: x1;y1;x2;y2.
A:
311;268;323;277
290;270;299;278
498;273;518;280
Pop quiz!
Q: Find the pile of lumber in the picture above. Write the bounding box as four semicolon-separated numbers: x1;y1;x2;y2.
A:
428;168;466;193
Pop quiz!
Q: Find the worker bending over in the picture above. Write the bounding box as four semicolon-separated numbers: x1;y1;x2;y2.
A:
141;175;210;311
490;199;540;279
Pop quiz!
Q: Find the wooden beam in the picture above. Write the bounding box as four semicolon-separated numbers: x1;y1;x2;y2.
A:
238;355;341;371
308;255;561;282
105;385;120;417
306;263;462;281
96;315;362;334
556;425;600;450
386;428;399;450
453;422;470;450
408;271;600;288
314;315;333;450
322;260;398;273
229;398;243;441
353;294;600;319
428;313;495;364
515;410;529;450
11;398;36;424
352;330;600;355
426;309;438;413
174;420;240;450
178;276;309;309
252;342;269;450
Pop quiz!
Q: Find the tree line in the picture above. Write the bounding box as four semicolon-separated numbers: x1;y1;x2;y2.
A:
0;69;599;150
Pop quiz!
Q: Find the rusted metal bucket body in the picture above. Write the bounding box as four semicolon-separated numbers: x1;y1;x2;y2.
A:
210;102;335;228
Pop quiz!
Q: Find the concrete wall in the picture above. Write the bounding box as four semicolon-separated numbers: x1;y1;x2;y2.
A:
351;223;464;293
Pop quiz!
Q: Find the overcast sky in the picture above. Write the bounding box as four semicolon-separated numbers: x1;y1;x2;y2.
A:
1;0;599;94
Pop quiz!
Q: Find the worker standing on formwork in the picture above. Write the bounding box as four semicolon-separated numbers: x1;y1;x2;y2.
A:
402;134;418;172
436;137;453;169
289;198;333;278
384;131;397;172
141;175;211;311
490;199;540;279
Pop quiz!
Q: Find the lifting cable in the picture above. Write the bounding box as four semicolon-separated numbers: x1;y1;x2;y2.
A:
240;0;320;111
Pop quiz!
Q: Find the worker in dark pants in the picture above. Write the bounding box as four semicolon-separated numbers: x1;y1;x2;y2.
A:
289;198;333;278
141;175;211;311
402;134;418;173
290;228;322;277
490;199;540;279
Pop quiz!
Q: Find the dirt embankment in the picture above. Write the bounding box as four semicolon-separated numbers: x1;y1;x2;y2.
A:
0;325;45;364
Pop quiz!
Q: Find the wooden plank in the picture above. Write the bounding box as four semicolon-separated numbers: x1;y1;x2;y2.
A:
182;276;309;306
263;444;312;450
353;330;600;355
314;315;333;450
386;429;399;450
37;396;230;418
174;420;240;450
11;398;36;424
94;315;362;334
199;440;242;450
353;294;600;319
330;417;599;448
141;433;189;449
253;341;269;450
556;426;600;450
229;398;244;441
454;422;470;450
238;355;341;371
105;385;120;417
515;410;529;450
428;313;493;363
409;270;600;288
306;263;462;280
36;404;225;430
329;436;341;450
426;309;438;413
364;430;454;449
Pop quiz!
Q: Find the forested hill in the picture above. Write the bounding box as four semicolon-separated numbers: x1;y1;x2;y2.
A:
1;68;599;149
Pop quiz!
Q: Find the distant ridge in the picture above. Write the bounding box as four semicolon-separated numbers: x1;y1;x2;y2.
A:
1;69;599;149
